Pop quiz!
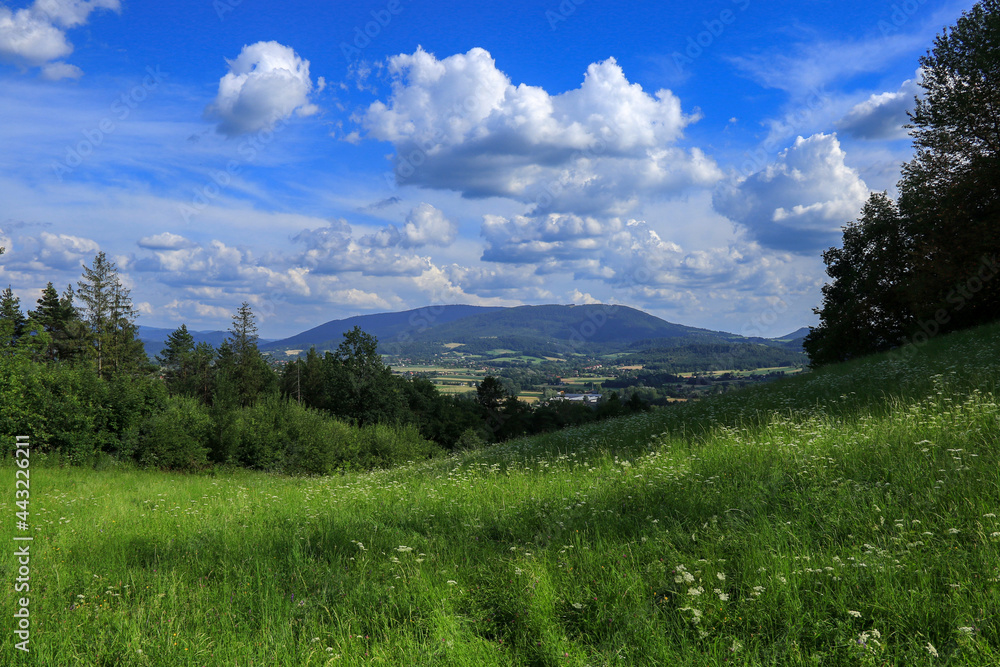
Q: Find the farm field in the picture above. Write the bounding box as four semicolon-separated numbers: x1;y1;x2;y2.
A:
3;321;999;665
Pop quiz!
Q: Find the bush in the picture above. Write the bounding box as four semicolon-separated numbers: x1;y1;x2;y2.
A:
137;396;211;470
203;396;444;474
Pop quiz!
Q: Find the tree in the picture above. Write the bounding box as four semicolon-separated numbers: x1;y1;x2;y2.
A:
325;326;404;426
0;286;25;345
806;2;1000;366
280;347;325;409
157;325;199;396
214;303;276;407
898;0;1000;329
76;253;145;376
27;282;85;362
476;375;508;412
804;193;914;365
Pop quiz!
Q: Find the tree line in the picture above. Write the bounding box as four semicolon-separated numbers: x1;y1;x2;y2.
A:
806;1;1000;364
1;252;647;471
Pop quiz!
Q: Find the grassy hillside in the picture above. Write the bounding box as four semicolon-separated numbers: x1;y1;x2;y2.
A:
3;322;999;665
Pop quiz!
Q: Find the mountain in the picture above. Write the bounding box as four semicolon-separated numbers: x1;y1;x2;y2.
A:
776;327;810;341
262;303;803;358
260;305;504;354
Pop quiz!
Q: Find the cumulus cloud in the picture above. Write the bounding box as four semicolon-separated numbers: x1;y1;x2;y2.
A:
0;0;118;76
360;47;720;214
713;133;870;253
361;203;458;248
292;218;432;277
476;209;788;300
24;231;100;270
137;232;197;250
836;74;921;140
205;41;318;137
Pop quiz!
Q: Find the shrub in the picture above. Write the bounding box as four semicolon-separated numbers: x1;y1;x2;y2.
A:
136;396;211;470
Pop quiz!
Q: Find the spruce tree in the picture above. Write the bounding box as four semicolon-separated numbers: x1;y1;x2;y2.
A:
0;286;25;345
76;252;146;376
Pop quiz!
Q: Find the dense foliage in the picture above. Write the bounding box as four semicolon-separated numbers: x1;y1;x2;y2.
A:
2;255;652;472
806;1;1000;365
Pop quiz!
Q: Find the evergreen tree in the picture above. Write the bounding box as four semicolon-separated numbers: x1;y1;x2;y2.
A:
214;302;275;407
0;286;25;345
76;252;146;376
26;282;85;361
156;325;199;396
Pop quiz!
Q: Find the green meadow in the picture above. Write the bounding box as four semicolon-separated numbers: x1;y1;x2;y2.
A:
3;322;999;665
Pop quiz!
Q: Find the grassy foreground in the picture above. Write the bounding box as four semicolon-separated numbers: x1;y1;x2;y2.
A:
2;323;999;665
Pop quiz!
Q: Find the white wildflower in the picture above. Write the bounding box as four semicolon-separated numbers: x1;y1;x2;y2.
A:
926;642;939;658
848;610;862;618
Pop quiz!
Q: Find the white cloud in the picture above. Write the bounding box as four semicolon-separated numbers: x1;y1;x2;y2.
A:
361;203;458;248
30;231;100;270
0;0;118;74
39;60;80;80
568;289;601;305
361;47;720;214
137;232;197;250
713;133;870;253
205;41;318;137
836;74;921;140
292;218;432;277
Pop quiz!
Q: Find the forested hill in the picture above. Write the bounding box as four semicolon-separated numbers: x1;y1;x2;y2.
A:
403;304;731;350
262;303;801;357
259;305;504;353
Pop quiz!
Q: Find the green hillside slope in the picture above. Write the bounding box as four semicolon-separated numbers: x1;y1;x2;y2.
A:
6;321;998;665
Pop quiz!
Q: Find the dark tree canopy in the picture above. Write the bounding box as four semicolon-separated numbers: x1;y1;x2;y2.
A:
807;1;1000;365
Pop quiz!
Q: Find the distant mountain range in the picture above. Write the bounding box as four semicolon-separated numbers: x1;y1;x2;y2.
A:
257;304;808;358
138;305;809;360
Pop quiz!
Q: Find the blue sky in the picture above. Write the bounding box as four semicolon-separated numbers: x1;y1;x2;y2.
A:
0;0;977;338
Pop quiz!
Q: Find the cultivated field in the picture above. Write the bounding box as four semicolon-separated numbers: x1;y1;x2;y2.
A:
3;323;999;665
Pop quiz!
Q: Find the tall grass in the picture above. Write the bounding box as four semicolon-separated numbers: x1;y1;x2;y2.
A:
2;322;999;665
